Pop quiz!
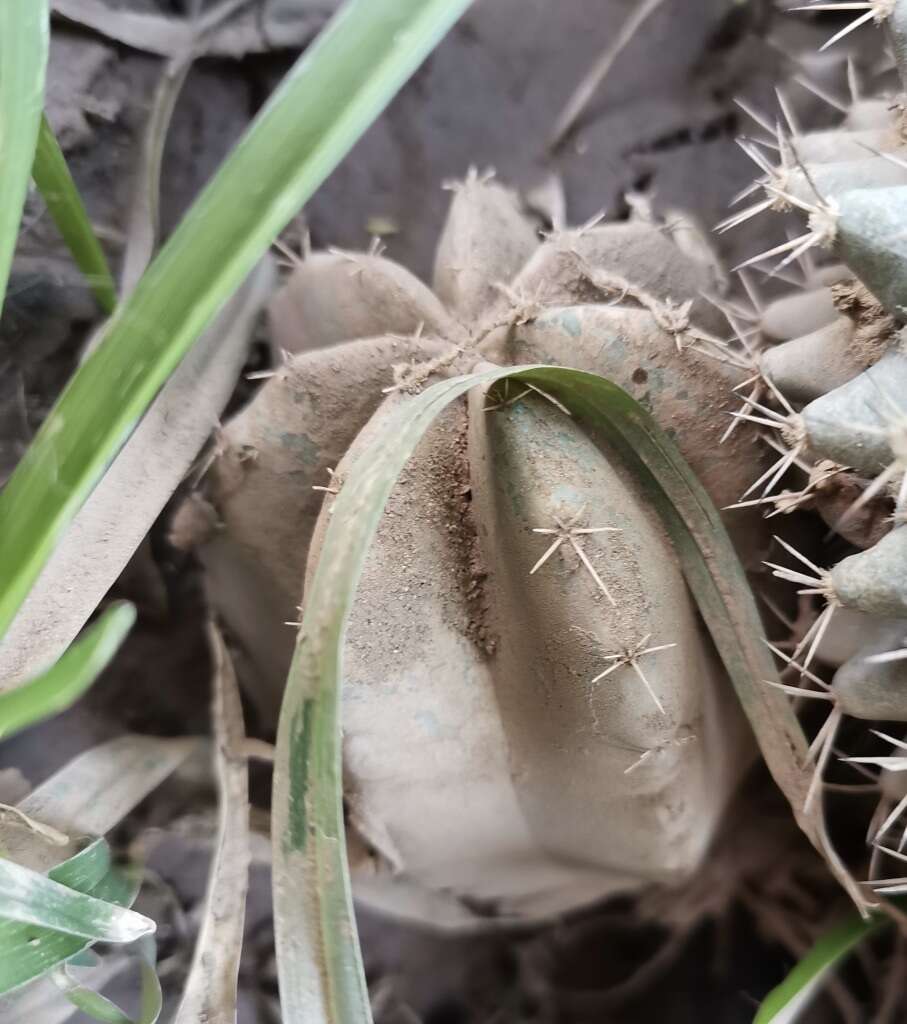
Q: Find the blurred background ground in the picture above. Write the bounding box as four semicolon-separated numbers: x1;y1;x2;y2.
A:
0;1;880;1021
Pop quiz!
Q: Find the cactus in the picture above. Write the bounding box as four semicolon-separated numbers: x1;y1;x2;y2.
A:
170;171;792;926
173;1;907;927
706;0;907;909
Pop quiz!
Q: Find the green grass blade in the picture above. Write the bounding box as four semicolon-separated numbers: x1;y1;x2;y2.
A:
0;602;135;739
0;1;49;318
0;857;154;944
32;113;117;313
0;0;473;644
0;740;195;1000
0;840;142;995
134;938;162;1024
51;968;132;1024
272;365;818;1021
51;936;161;1024
754;902;907;1023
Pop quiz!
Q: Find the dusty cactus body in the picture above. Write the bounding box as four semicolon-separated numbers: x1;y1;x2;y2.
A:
174;172;774;925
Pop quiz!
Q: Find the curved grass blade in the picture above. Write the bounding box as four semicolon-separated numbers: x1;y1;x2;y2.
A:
0;1;49;318
32;114;117;314
272;365;820;1022
52;967;132;1024
8;734;198;873
0;0;474;644
0;602;135;740
52;935;161;1024
755;910;890;1023
0;839;141;995
0;856;153;944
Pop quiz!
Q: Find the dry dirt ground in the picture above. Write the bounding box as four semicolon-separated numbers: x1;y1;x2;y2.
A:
0;1;875;1021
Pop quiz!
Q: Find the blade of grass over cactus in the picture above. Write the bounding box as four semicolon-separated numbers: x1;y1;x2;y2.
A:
0;0;474;644
0;602;135;739
273;365;825;1023
755;908;894;1023
32;114;117;314
0;1;49;318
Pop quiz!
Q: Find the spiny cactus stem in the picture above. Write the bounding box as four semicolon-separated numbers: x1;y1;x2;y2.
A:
728;406;806;501
590;635;677;716
530;507;622;606
744;441;805;500
832;402;907;527
733;194;839;275
730;389;800;495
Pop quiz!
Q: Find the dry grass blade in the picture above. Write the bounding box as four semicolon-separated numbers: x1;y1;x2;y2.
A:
7;734;199;873
549;0;667;150
119;0;259;297
0;260;273;689
52;0;255;56
173;625;250;1024
52;0;187;53
119;59;192;298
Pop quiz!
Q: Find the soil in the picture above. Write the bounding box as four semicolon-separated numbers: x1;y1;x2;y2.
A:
0;1;887;1022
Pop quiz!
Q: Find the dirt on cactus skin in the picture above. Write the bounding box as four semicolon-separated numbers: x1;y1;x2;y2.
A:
831;278;897;359
507;304;770;566
2;2;875;1023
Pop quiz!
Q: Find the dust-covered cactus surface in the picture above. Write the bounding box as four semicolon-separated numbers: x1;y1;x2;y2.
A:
173;0;907;923
171;166;787;925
